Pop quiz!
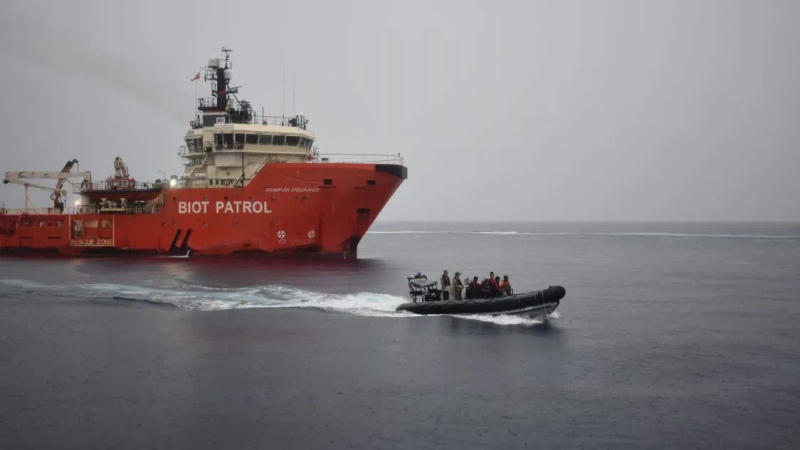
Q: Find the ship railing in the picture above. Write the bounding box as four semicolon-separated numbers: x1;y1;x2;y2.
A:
313;153;404;165
191;108;310;130
71;204;164;215
252;114;309;129
0;205;166;216
80;181;165;192
0;207;63;215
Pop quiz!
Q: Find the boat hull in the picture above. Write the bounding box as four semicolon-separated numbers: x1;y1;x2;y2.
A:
396;286;565;317
0;163;405;258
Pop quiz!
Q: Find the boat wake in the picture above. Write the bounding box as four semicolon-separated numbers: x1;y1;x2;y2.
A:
0;279;552;326
452;314;543;326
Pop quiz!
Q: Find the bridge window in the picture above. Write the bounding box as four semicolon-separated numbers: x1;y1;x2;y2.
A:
246;134;258;145
235;133;245;149
286;136;300;146
186;137;202;152
259;134;272;145
272;135;285;145
214;134;223;150
223;133;234;149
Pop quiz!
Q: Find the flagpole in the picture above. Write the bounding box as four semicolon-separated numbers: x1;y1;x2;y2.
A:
191;67;201;121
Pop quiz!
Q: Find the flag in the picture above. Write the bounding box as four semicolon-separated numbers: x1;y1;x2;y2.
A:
190;72;200;81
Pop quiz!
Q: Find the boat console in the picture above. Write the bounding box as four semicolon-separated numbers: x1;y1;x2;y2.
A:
407;274;442;303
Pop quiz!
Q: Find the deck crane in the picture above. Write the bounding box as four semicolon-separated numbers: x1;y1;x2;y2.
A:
3;159;92;212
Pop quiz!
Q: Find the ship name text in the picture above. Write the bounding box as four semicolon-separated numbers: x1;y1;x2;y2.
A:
177;200;272;215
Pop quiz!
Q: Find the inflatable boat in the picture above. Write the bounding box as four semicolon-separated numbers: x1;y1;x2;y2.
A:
397;275;565;317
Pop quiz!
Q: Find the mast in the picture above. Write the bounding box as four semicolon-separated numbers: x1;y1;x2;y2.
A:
215;47;232;110
201;47;234;112
196;47;252;125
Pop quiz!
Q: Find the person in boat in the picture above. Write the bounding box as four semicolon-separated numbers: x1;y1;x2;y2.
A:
478;272;490;299
489;272;500;291
466;276;480;299
476;276;486;298
479;278;494;298
452;272;464;301
499;275;512;295
476;274;494;298
440;270;451;300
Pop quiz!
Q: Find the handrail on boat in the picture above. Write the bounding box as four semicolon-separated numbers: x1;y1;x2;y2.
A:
312;153;404;164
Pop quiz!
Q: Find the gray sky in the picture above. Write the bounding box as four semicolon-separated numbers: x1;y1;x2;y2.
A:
1;0;798;222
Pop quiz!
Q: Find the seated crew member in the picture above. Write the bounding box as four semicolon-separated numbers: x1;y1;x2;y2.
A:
494;277;502;295
499;275;512;295
467;276;480;299
440;270;451;300
452;272;464;301
489;272;500;290
481;274;498;298
480;278;493;298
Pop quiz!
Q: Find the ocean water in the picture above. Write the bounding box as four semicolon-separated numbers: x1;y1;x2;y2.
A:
0;222;798;448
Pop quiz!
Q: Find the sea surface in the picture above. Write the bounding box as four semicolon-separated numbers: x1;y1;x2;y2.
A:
1;222;799;448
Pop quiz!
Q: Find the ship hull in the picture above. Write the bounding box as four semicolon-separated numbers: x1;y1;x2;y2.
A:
0;163;405;258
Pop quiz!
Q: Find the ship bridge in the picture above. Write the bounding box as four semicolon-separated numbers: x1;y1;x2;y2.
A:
181;48;402;189
182;119;316;188
181;47;321;187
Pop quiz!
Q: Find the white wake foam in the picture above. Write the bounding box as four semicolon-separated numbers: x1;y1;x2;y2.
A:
84;282;409;316
452;314;544;326
0;279;552;326
452;310;559;326
0;278;49;289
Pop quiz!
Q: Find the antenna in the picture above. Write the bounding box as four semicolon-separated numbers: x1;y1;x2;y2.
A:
221;46;233;65
293;71;296;115
282;67;286;120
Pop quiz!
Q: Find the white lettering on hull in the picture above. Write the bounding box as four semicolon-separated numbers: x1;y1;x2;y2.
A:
179;200;271;215
178;201;209;214
264;187;320;193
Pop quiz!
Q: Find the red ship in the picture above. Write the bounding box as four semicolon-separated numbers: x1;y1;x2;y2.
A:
0;48;406;258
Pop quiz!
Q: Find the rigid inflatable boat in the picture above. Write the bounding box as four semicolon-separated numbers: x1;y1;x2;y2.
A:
397;275;565;317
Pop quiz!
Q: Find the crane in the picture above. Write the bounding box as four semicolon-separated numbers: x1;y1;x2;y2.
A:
3;159;92;212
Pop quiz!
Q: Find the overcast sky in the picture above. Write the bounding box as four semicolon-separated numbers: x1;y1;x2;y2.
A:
1;0;798;222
